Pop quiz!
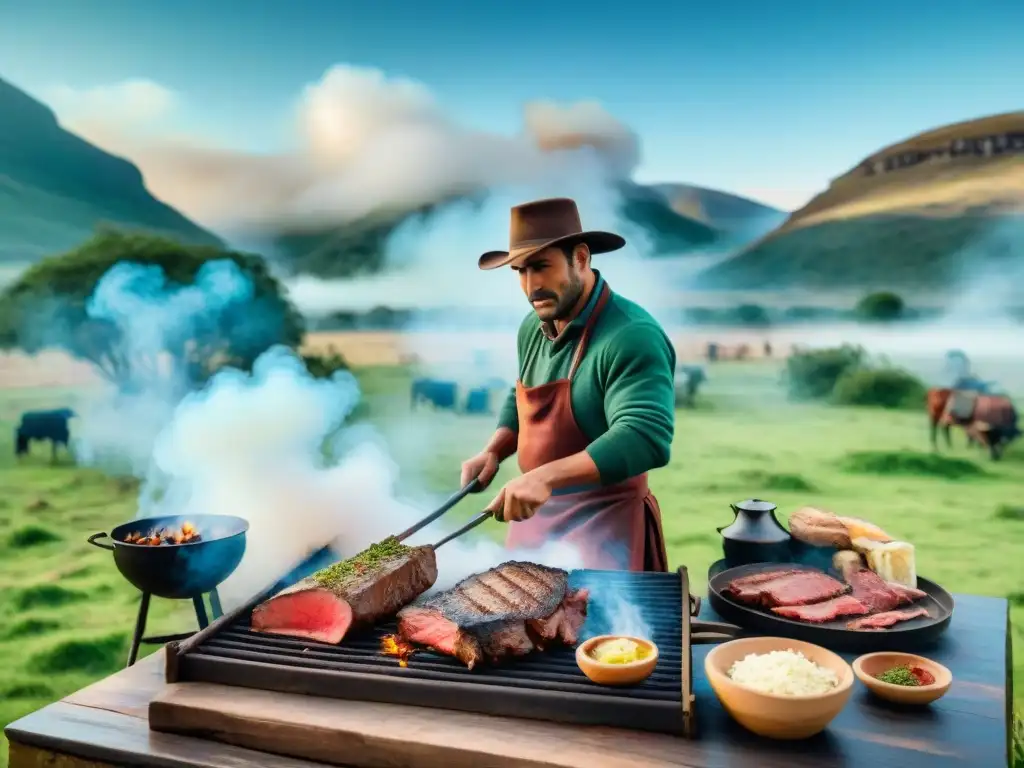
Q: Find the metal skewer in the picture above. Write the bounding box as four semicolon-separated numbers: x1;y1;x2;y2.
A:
431;510;493;550
395;477;481;543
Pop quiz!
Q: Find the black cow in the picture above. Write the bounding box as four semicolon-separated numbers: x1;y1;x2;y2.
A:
464;387;491;415
410;378;458;411
15;408;76;462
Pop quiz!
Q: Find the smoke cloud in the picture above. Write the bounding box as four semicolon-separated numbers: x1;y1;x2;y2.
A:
66;259;588;609
50;65;641;233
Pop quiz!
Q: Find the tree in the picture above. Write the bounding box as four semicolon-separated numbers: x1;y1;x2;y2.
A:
0;229;305;391
855;291;905;322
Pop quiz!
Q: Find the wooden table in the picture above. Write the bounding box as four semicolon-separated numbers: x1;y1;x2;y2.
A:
5;593;1013;768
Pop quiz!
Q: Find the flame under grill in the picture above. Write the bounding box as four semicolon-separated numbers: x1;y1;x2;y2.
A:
167;568;697;736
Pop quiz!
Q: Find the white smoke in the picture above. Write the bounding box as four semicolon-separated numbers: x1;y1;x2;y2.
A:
138;344;584;607
50;65;641;232
64;260;586;609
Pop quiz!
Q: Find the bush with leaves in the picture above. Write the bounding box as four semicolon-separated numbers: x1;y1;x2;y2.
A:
832;367;927;409
784;345;865;401
855;291;905;322
0;229;305;391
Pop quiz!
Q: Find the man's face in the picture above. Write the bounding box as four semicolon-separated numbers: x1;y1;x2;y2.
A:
513;245;586;322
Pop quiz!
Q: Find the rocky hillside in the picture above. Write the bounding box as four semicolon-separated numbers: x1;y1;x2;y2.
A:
698;111;1024;290
0;77;220;266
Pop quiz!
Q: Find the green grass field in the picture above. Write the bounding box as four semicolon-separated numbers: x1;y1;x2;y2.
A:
0;361;1022;766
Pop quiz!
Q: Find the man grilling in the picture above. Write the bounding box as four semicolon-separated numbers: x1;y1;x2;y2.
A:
459;197;675;572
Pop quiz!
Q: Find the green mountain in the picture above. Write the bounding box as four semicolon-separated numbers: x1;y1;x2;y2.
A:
697;111;1024;290
264;181;778;279
0;77;220;265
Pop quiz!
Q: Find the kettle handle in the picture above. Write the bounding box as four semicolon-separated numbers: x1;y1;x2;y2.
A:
717;503;741;534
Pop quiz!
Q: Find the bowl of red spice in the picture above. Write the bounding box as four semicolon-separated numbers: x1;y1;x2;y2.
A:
852;652;952;705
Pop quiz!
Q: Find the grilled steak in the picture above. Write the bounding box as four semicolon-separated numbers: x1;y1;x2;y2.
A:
771;594;869;622
251;540;437;644
397;561;589;669
723;569;849;608
847;607;930;630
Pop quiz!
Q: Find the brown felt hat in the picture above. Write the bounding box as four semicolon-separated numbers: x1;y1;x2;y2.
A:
478;197;626;270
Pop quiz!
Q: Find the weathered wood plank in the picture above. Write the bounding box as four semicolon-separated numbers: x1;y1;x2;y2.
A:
5;703;332;768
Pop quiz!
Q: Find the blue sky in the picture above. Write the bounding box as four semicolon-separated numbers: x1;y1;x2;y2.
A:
2;0;1022;210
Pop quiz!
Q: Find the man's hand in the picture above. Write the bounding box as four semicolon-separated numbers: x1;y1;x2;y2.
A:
460;450;500;490
486;471;553;523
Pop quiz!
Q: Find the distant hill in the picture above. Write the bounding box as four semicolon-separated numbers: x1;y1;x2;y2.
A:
650;183;786;237
264;181;778;279
698;112;1024;290
0;77;221;266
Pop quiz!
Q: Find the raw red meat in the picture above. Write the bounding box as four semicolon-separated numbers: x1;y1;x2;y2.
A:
724;570;849;608
251;544;438;644
771;594;870;623
836;561;927;613
846;607;930;630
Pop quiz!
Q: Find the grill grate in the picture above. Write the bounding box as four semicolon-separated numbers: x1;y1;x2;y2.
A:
167;567;698;736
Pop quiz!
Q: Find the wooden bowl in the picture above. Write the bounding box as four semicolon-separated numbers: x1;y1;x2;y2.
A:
853;652;952;705
576;635;659;686
704;636;854;740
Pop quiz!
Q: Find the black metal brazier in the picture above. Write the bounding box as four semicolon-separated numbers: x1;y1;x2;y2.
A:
716;498;792;566
88;513;248;600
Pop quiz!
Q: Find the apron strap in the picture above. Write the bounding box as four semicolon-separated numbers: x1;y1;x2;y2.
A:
568;283;611;381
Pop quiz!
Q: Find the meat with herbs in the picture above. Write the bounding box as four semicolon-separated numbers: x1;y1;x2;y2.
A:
251;538;437;644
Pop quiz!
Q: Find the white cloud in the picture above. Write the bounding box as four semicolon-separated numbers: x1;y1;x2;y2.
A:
47;78;177;131
45;65;642;231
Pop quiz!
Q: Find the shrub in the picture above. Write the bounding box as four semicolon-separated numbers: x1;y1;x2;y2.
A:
855;291;905;322
733;303;770;326
784;345;865;401
832;367;926;409
302;347;350;379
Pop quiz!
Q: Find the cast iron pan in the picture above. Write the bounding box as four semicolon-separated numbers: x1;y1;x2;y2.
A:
707;562;954;653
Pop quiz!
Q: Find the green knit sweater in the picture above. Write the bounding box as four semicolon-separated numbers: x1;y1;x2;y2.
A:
497;272;677;486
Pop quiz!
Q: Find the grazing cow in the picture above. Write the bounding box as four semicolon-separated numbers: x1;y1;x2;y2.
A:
410;378;458;411
927;388;1019;460
675;365;707;408
464;387;491;415
15;408;76;463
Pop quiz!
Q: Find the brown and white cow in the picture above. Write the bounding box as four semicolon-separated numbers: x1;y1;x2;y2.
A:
926;387;1020;460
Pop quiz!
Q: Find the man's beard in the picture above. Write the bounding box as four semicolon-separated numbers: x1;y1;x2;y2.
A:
530;272;584;322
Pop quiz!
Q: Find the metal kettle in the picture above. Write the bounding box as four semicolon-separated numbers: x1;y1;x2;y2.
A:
716;498;792;567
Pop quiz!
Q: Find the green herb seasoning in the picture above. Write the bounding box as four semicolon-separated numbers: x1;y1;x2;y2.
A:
876;664;920;687
312;536;410;588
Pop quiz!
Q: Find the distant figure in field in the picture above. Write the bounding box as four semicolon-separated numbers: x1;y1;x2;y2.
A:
763;341;772;358
15;408;76;463
706;342;719;362
676;365;707;408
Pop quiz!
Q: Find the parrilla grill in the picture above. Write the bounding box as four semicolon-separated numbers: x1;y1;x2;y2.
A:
166;566;737;736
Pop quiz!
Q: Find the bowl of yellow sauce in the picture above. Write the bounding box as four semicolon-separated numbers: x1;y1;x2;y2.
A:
576;635;659;686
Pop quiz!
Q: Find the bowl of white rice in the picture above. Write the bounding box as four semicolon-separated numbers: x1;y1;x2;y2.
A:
704;636;854;739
